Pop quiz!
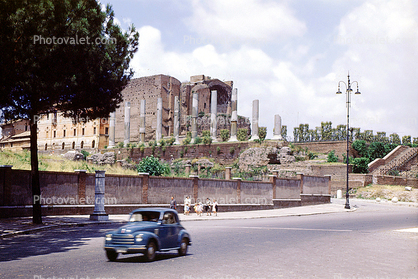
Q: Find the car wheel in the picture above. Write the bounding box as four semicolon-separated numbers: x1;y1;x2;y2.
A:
145;241;156;261
178;238;188;256
106;250;118;261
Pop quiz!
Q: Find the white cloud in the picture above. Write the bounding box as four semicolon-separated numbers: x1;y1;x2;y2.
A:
184;0;306;45
129;0;418;139
330;0;418;136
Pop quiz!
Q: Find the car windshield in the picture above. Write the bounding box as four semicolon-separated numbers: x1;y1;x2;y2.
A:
129;211;160;222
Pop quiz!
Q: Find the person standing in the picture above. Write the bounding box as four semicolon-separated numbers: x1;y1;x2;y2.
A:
184;196;191;215
212;199;218;216
170;196;177;210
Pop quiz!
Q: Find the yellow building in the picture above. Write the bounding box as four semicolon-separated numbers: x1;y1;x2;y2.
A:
36;112;109;152
0;120;31;151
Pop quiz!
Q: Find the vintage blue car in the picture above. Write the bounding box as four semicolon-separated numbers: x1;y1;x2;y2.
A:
104;208;192;261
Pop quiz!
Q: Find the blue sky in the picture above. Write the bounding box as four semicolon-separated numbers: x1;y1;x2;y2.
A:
106;0;418;140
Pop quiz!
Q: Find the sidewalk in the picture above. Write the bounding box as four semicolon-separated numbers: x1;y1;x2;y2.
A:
1;198;415;238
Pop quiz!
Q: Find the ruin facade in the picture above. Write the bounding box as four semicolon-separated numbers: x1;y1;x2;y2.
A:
115;74;249;143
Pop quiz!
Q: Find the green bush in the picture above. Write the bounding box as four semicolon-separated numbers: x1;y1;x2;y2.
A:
229;147;235;155
201;130;210;138
368;142;386;162
166;137;176;145
136;156;170;176
182;137;191;145
237;128;248;141
220;129;230;142
259;127;267;141
194;136;202;144
352;140;368;157
327;150;339;163
158;138;166;146
352;157;369;173
117;142;124;148
80;150;89;160
216;146;221;154
202;136;212;145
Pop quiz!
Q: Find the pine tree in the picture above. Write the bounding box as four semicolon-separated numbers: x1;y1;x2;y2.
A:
0;0;139;223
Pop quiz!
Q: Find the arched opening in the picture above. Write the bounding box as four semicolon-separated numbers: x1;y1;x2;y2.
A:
92;140;95;148
80;141;84;149
62;142;65;149
72;142;75;149
45;143;47;151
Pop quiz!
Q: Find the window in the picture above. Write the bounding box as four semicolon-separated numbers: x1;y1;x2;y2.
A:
92;140;95;148
53;131;56;138
45;143;47;151
53;111;57;125
72;142;75;149
94;127;97;134
80;141;84;149
82;128;85;136
62;142;65;149
74;129;77;136
105;127;109;135
63;130;66;137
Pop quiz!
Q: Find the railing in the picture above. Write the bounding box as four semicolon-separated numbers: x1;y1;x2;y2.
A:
375;148;418;175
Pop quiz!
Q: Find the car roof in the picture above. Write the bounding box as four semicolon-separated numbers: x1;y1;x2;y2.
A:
130;208;177;214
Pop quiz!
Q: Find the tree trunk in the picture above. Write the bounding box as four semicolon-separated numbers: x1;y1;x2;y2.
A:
30;115;42;224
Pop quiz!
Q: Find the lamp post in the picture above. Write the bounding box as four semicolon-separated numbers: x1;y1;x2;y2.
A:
336;73;361;209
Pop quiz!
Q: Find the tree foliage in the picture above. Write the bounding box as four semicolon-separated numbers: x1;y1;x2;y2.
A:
136;156;170;176
259;127;267;141
220;129;230;142
0;0;139;223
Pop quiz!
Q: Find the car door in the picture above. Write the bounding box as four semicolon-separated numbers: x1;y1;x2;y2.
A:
160;212;179;248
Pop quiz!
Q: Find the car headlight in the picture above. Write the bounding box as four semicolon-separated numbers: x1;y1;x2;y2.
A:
135;234;143;242
105;234;112;241
154;229;159;235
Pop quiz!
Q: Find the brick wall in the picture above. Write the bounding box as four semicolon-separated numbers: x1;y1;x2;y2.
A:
0;166;331;217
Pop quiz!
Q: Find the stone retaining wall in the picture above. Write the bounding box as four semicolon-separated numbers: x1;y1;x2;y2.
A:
0;166;331;217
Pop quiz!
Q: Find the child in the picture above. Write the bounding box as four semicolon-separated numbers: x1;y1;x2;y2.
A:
212;199;218;216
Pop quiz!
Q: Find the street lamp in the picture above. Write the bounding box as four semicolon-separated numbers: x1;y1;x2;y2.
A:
336;73;361;209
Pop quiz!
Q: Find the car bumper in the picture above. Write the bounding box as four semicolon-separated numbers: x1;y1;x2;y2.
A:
104;244;147;254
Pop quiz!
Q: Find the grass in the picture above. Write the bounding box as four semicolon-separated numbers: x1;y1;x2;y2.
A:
0;150;138;175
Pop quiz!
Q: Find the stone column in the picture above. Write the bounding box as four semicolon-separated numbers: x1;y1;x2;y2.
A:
191;92;198;141
75;169;87;202
233;177;242;204
124;102;131;145
210;90;218;142
185;164;191;175
251;99;259;141
272;114;283;140
270;175;277;199
225;167;232;180
156;97;162;143
189;175;199;204
174;96;180;144
108;112;116;148
90;170;109;221
139;172;149;204
229;88;238;142
139;99;146;143
297;172;304;194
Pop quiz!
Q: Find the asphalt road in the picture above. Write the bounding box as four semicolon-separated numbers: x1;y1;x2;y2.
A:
1;201;417;279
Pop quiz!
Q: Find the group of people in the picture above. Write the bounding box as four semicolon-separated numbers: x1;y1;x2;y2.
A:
169;196;218;216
